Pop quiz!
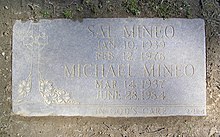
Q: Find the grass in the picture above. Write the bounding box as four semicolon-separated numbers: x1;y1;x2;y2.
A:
181;1;192;18
147;0;192;18
123;0;141;15
83;0;100;14
63;9;73;18
76;4;83;12
40;10;51;18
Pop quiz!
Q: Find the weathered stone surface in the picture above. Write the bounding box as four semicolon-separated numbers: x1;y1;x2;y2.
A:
12;18;206;117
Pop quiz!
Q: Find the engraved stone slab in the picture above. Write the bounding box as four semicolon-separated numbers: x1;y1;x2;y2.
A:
12;18;206;117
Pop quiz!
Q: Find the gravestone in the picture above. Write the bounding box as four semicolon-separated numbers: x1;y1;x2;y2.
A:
12;18;206;117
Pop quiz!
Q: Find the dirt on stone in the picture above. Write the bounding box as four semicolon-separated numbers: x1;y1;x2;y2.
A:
0;0;220;137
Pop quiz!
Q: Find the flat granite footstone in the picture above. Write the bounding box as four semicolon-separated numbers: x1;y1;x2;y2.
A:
12;18;206;117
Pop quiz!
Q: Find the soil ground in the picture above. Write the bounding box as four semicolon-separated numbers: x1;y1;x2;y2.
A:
0;0;220;136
